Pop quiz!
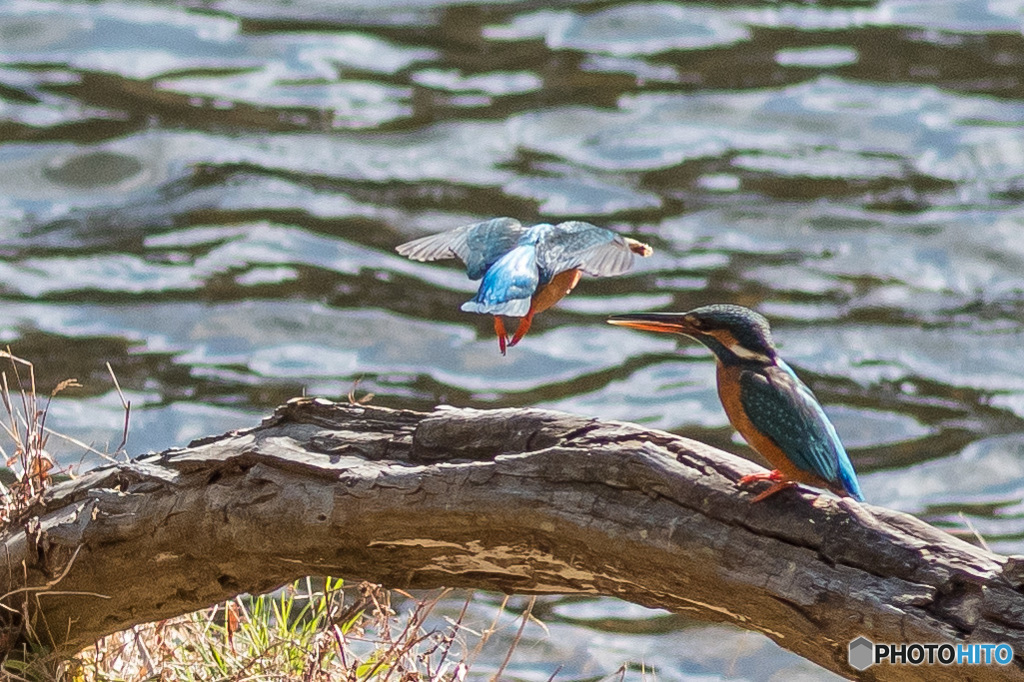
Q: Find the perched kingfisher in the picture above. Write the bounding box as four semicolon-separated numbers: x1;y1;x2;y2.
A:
607;304;864;503
397;218;652;354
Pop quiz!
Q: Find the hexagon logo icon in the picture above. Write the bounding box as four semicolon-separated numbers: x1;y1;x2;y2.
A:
849;636;874;671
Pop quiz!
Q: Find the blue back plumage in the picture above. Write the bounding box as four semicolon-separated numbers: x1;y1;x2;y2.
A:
738;360;863;501
460;242;539;317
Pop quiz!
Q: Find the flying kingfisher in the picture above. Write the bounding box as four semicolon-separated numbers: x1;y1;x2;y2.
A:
397;218;652;354
607;304;864;503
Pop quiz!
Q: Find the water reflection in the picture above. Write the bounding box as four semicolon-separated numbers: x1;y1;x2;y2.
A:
2;0;1024;677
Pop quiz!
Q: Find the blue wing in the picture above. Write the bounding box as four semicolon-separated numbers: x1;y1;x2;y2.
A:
460;244;539;317
535;221;640;280
396;217;526;280
739;361;863;500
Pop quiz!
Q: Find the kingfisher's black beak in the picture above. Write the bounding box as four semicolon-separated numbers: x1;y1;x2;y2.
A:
607;312;697;336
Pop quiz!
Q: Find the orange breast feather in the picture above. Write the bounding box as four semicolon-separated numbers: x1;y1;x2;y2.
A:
715;363;820;485
530;268;582;315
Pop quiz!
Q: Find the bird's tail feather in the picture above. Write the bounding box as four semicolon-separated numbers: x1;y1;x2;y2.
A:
837;460;864;502
461;298;532;317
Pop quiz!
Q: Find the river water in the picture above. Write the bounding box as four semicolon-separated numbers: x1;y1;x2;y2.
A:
3;0;1024;678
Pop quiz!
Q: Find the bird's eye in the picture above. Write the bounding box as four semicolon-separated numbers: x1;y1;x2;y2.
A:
685;315;704;329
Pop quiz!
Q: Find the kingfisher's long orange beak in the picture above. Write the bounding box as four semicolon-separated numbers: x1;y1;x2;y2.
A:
607;312;696;335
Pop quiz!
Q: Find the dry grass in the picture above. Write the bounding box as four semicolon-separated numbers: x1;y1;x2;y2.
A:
0;349;83;679
0;350;80;525
58;581;519;682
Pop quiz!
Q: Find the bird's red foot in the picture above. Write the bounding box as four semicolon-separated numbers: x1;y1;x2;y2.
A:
738;470;797;503
738;469;784;485
508;312;535;348
494;316;509;356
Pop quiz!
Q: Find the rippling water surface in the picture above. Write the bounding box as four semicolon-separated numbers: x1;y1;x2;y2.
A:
4;0;1024;677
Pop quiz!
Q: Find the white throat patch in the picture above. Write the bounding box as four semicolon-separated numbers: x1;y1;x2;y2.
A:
727;340;772;363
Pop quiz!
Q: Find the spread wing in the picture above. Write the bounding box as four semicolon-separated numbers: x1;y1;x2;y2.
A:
535;221;645;280
395;217;526;280
738;362;863;499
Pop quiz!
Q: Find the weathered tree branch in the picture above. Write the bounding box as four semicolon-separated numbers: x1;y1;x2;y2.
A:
2;398;1022;680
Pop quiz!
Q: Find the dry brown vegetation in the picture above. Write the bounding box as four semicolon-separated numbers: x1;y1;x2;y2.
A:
58;582;517;682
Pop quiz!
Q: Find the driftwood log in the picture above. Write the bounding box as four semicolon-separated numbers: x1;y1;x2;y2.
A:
2;398;1023;680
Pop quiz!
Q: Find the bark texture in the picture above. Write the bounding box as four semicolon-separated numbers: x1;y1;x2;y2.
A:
2;398;1023;680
